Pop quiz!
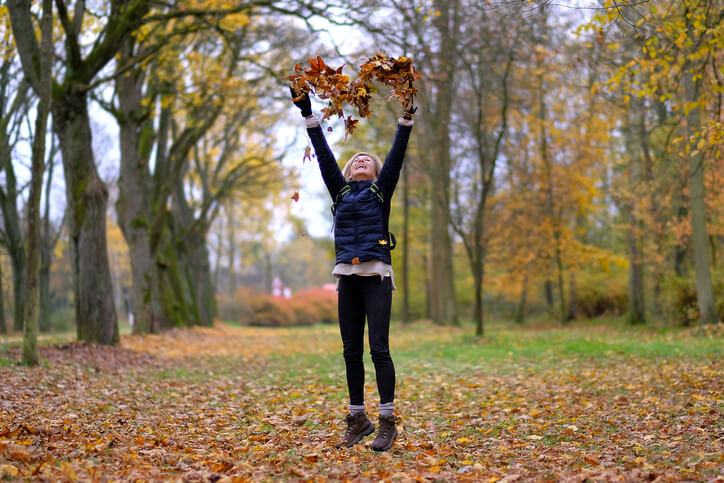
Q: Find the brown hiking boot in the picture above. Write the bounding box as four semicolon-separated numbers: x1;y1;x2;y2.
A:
371;414;398;452
338;412;375;448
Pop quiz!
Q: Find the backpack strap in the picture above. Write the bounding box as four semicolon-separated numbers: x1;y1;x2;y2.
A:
370;182;384;204
331;184;351;215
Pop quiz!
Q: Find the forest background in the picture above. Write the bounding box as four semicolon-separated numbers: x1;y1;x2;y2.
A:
1;0;723;361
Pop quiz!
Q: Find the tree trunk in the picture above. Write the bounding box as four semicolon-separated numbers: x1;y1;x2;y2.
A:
684;67;717;325
23;0;52;365
9;251;25;332
187;233;215;326
0;260;6;334
515;270;529;324
624;108;645;325
158;233;196;328
38;250;51;332
538;69;566;324
425;1;457;326
473;257;484;336
674;199;689;276
169;179;214;327
567;271;577;322
39;136;59;332
544;279;554;309
227;211;237;296
423;251;431;320
0;78;27;334
116;42;163;334
626;220;646;324
53;90;119;345
0;154;26;331
402;157;410;325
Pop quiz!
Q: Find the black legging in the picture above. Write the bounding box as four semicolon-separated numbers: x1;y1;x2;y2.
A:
337;275;395;405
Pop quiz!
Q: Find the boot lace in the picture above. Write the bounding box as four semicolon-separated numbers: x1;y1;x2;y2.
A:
378;417;394;439
343;414;358;439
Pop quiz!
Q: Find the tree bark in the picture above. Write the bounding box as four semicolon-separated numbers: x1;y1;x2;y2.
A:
515;270;529;324
170;178;214;326
538;70;566;324
0;156;26;332
7;0;141;345
39;137;59;332
115;38;163;334
23;0;52;365
227;210;237;296
0;73;28;334
53;92;119;344
543;279;554;309
187;232;216;326
684;64;717;325
624;107;645;325
0;260;6;334
472;255;484;336
424;1;458;326
402;155;410;325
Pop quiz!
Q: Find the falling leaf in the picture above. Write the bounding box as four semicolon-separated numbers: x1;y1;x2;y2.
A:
303;146;312;164
291;191;300;202
351;257;360;264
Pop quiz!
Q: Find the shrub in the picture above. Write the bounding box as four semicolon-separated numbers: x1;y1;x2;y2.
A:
664;269;724;326
292;288;338;325
569;269;628;319
221;287;338;327
246;293;296;327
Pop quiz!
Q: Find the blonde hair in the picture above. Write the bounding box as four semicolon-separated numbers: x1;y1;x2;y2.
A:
341;152;383;181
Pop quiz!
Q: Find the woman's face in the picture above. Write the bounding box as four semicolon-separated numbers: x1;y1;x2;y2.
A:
349;155;376;181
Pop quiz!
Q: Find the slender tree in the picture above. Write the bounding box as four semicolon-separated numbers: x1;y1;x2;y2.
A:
0;254;6;334
448;4;519;335
22;0;52;365
0;53;29;332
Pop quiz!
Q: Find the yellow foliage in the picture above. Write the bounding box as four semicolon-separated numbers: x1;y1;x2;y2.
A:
219;12;250;31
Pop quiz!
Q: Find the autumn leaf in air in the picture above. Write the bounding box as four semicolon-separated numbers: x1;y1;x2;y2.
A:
303;146;313;164
291;191;300;202
286;53;420;139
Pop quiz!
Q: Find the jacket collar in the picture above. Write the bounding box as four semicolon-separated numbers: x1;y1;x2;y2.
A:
348;179;374;192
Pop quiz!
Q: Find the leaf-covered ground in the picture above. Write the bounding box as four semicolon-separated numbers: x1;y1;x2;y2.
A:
1;321;722;481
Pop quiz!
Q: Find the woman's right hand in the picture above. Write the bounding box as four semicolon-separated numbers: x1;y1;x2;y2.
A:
290;86;312;118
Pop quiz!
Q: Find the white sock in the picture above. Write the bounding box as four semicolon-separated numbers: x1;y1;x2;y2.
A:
379;402;394;417
349;404;366;416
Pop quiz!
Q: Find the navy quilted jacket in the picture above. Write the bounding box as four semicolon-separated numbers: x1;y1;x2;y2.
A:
307;122;413;265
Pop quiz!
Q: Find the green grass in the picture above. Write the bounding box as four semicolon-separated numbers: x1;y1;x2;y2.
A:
251;318;724;386
3;319;721;480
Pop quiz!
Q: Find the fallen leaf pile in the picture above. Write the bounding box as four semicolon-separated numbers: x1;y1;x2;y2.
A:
288;53;420;139
1;322;722;481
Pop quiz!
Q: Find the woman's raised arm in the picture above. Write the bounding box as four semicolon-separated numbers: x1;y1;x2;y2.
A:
290;88;346;199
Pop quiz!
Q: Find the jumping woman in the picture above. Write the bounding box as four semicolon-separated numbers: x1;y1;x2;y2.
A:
290;87;415;451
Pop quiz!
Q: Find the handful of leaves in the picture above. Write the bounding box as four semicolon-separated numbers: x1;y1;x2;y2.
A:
287;53;420;138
